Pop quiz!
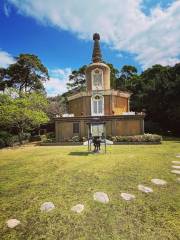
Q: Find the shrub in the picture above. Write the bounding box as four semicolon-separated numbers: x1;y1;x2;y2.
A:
71;136;80;142
112;134;162;143
0;131;14;146
46;132;55;139
30;135;47;142
42;138;56;143
0;138;6;148
21;133;31;141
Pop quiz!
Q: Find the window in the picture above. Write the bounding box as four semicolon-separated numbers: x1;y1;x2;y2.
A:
91;95;104;116
92;68;103;90
73;122;79;134
91;124;104;137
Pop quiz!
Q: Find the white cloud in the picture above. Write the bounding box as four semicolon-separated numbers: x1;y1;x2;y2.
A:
45;68;71;96
4;3;11;17
0;50;15;68
7;0;180;68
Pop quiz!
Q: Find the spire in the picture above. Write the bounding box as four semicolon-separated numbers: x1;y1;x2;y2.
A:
92;33;102;63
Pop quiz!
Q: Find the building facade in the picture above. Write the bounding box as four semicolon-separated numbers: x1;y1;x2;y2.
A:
55;33;144;142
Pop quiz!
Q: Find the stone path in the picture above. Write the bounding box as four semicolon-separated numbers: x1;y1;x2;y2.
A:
172;161;180;164
138;184;153;193
40;202;55;212
171;170;180;175
7;219;20;228
121;193;135;201
172;165;180;169
171;159;180;175
151;179;167;185
71;204;84;213
93;192;109;203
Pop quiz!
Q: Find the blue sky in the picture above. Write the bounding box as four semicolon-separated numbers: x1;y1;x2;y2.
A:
0;0;180;95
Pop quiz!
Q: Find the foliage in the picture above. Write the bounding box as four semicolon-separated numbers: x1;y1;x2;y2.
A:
0;89;49;143
46;132;55;139
117;63;180;136
106;63;119;88
0;131;31;147
67;65;87;91
0;138;6;148
30;135;47;142
0;131;13;147
108;134;162;143
116;65;138;90
0;54;49;94
47;95;67;119
71;135;81;142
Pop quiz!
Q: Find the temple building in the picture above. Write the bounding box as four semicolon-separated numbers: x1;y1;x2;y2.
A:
55;33;144;141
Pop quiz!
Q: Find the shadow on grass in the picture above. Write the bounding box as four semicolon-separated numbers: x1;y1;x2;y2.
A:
69;151;90;156
69;151;106;156
162;136;180;142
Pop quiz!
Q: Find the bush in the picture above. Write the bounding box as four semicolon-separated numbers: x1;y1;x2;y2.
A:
71;136;80;142
42;138;56;143
0;131;32;148
21;133;31;141
112;134;162;143
0;131;14;147
46;132;55;139
0;138;6;148
30;135;47;142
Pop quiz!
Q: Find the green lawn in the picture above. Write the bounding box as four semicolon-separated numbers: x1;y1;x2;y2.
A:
0;141;180;240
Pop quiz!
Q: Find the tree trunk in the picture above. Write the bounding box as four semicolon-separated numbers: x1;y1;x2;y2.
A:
18;128;23;145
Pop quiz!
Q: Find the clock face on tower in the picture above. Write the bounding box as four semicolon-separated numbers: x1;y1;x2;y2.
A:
92;68;103;90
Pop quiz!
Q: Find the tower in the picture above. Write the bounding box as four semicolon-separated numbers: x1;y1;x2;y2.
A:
86;33;110;93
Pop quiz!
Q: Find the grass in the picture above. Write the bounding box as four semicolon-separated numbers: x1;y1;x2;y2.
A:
0;141;180;240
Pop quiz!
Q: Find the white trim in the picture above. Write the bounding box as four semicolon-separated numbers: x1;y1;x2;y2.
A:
91;94;104;116
91;68;103;90
67;90;131;101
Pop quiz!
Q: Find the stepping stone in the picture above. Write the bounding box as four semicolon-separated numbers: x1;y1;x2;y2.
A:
93;192;109;203
40;202;55;212
151;179;167;185
171;170;180;175
172;165;180;169
172;161;180;164
6;219;20;228
177;178;180;182
71;204;84;213
121;193;135;201
176;154;180;158
138;184;153;193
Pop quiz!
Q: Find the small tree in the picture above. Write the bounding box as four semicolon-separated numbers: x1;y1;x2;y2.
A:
0;88;49;143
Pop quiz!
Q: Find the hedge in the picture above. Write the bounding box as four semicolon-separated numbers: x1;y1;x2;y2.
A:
108;134;162;143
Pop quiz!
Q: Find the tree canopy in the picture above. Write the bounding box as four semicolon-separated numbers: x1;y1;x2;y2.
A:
0;88;49;142
0;54;49;94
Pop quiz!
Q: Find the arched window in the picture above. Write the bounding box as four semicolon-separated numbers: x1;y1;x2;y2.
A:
92;68;103;90
91;94;104;116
